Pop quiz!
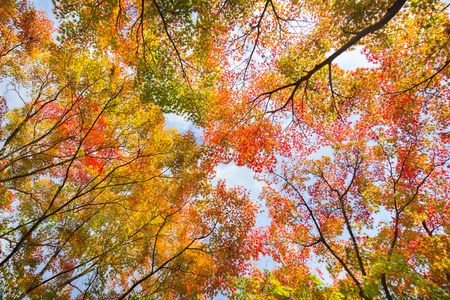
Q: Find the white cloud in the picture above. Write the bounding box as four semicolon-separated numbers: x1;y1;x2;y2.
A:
213;162;269;226
164;113;203;142
333;46;377;70
165;113;191;131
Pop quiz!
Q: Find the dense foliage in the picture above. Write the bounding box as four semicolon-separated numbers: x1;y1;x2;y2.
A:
0;0;449;298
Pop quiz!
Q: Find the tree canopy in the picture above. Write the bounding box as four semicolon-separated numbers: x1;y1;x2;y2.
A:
0;0;449;298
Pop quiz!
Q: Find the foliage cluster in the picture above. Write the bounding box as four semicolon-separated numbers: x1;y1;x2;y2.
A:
0;0;449;299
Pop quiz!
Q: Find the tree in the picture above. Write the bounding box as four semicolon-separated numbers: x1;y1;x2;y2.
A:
2;0;450;298
199;0;450;298
52;0;237;125
0;3;258;298
0;0;53;71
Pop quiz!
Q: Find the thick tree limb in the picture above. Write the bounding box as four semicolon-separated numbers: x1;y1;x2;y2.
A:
262;0;407;113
